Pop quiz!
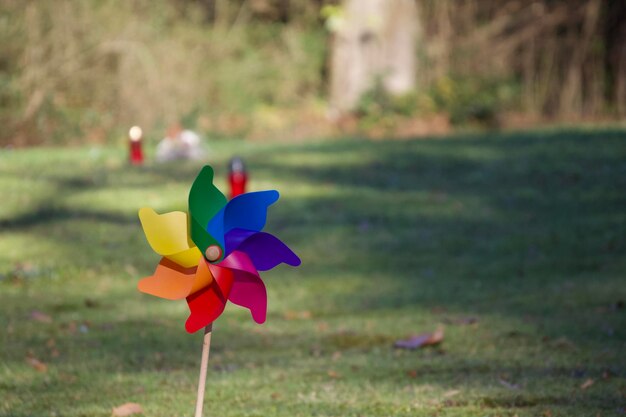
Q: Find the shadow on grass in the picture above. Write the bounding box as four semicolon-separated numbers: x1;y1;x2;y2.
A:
0;207;135;230
3;128;625;321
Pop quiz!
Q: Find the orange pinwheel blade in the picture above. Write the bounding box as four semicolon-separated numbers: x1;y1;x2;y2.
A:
189;256;214;295
138;258;197;300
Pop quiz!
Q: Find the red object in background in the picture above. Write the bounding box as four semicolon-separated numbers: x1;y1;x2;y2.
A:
129;126;144;165
228;157;247;199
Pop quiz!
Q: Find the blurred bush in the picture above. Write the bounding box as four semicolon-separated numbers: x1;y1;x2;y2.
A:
355;75;520;130
0;0;328;145
430;76;520;126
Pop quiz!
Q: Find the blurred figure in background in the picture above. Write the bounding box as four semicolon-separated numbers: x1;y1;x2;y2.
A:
156;122;206;162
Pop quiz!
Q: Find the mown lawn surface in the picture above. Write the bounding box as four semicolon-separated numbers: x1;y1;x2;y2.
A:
1;129;625;417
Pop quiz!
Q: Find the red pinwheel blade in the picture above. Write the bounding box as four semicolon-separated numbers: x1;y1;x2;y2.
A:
185;260;234;333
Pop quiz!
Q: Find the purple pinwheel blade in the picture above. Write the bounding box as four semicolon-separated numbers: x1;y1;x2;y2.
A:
225;229;301;271
224;228;257;256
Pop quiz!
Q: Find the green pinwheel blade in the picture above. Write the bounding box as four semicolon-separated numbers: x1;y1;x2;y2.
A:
188;166;227;256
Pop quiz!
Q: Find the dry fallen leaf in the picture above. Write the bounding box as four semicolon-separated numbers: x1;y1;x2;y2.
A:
443;316;478;325
430;306;447;314
552;336;575;350
84;298;100;308
30;310;52;323
112;403;143;417
498;378;520;390
283;310;312;320
580;378;594;390
443;389;461;398
394;327;444;350
26;357;48;373
58;372;77;383
65;322;78;334
602;369;616;379
316;321;329;332
124;264;138;276
327;370;341;379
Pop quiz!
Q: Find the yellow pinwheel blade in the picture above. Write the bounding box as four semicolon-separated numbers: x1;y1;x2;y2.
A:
166;246;203;268
138;208;202;268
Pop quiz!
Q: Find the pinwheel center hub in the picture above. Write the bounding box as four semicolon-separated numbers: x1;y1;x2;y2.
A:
205;245;222;262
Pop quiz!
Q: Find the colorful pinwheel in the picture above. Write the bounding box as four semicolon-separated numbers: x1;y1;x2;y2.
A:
137;165;300;333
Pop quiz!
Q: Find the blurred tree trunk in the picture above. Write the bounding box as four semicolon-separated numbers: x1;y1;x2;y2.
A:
199;0;216;23
558;0;602;116
329;0;419;116
605;0;626;116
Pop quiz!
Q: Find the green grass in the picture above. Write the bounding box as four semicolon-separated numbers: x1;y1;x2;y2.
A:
1;129;625;416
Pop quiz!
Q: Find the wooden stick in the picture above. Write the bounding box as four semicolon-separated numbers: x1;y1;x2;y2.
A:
194;323;213;417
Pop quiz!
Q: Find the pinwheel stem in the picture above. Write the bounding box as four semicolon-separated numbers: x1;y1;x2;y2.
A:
194;323;213;417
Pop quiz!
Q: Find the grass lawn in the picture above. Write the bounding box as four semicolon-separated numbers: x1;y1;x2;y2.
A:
0;128;624;416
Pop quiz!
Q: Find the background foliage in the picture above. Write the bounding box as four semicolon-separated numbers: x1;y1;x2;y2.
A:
0;0;624;146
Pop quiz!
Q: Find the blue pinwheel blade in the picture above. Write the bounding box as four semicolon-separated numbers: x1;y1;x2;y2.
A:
207;190;279;243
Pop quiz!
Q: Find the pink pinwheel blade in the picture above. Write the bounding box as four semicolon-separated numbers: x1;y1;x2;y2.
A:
230;273;267;324
216;251;268;323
